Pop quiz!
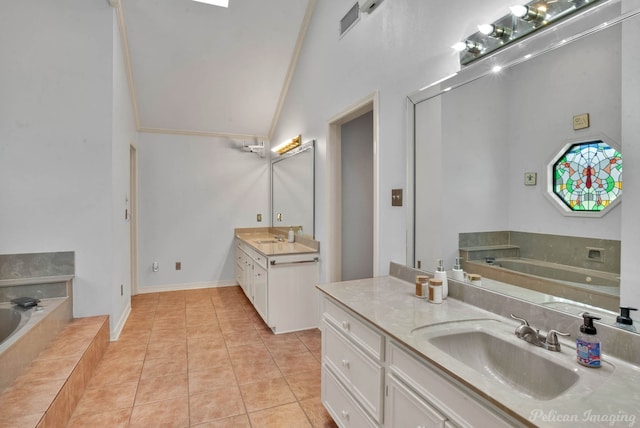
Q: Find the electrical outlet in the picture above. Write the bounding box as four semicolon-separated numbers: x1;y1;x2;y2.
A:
120;284;124;296
257;213;262;222
176;262;182;270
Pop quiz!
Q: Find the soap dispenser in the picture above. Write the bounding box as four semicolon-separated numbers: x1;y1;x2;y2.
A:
451;257;465;282
577;313;601;368
616;307;638;332
288;227;295;243
434;259;448;299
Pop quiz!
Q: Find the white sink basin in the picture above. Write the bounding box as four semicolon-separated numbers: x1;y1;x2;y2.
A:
427;329;579;400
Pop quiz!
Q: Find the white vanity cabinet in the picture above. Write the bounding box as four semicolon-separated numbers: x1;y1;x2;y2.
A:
320;294;520;428
235;238;319;333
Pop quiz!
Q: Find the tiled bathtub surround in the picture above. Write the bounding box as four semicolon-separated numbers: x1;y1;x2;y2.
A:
0;251;74;302
0;252;74;280
0;251;75;392
0;315;109;428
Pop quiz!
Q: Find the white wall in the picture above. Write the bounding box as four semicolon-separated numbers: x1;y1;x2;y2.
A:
0;1;124;333
270;0;522;281
137;133;269;292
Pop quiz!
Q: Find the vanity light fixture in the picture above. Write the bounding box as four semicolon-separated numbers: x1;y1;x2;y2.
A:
453;0;603;66
272;135;302;155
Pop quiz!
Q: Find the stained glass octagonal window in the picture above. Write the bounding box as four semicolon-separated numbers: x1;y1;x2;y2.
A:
549;139;622;216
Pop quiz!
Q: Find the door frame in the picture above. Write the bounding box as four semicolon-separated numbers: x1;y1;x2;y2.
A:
326;92;379;282
130;143;139;296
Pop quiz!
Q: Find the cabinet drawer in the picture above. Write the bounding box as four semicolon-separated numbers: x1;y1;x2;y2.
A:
323;297;384;360
323;320;383;423
386;373;447;428
387;342;515;428
322;364;378;428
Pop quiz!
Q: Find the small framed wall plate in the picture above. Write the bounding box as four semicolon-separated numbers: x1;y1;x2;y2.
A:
524;172;537;186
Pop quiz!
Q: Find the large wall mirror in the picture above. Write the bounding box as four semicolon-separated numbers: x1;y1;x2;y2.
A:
407;0;640;328
271;142;315;238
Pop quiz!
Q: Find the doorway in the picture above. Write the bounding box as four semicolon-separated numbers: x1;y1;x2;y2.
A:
326;93;378;282
130;144;139;296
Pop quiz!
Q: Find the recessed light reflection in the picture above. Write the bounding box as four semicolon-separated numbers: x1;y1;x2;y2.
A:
492;65;503;73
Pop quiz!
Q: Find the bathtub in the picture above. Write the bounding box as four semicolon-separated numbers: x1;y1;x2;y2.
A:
464;257;620;312
0;298;72;392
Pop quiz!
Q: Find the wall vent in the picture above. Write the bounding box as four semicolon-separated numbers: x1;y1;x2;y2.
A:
340;3;360;38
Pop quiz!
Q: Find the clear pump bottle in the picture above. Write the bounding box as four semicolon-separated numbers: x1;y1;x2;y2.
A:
577;313;601;368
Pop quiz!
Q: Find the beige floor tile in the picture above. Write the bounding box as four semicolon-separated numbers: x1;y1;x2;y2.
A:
240;377;296;412
129;396;189;428
189;386;246;425
115;329;151;347
232;359;283;385
273;351;320;376
88;357;144;388
223;330;263;348
190;414;251;427
135;372;189;405
187;335;226;354
227;342;271;364
146;340;187;360
248;402;312;428
67;407;132;428
262;334;309;355
188;348;231;372
299;397;338;428
73;381;138;416
141;353;188;379
296;329;322;351
187;323;223;339
285;367;322;400
188;364;237;395
102;342;148;362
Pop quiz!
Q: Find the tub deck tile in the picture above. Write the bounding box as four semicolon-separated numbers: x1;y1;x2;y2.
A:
0;315;109;428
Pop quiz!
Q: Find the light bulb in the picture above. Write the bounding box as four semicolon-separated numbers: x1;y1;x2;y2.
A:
478;24;495;35
452;42;467;52
510;5;528;18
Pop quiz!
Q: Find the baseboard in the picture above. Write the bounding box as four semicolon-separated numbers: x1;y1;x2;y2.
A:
110;302;131;341
136;280;237;295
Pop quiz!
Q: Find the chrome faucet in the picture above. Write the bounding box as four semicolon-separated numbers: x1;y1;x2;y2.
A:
510;314;570;352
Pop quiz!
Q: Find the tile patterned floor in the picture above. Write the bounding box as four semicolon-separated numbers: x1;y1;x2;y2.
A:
66;286;337;427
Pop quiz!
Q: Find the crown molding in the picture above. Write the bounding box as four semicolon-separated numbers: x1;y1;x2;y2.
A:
138;126;269;141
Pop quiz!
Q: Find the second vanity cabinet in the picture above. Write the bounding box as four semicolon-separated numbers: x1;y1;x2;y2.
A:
236;238;319;333
320;294;520;428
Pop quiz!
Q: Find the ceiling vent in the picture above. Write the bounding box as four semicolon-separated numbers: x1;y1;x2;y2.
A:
358;0;383;13
340;3;360;37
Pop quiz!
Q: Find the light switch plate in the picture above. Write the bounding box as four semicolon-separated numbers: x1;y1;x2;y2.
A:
524;172;537;186
392;189;403;206
257;213;262;222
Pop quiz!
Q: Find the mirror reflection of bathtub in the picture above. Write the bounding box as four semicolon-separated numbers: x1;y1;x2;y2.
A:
463;257;619;312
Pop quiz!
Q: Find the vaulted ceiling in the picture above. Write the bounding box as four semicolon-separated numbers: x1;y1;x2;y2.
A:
114;0;315;140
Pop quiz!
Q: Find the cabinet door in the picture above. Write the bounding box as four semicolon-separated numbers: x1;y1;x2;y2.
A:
386;374;447;428
322;364;378;428
253;264;268;323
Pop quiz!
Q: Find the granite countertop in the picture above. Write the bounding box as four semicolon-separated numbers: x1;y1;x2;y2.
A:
317;276;640;427
235;231;319;257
